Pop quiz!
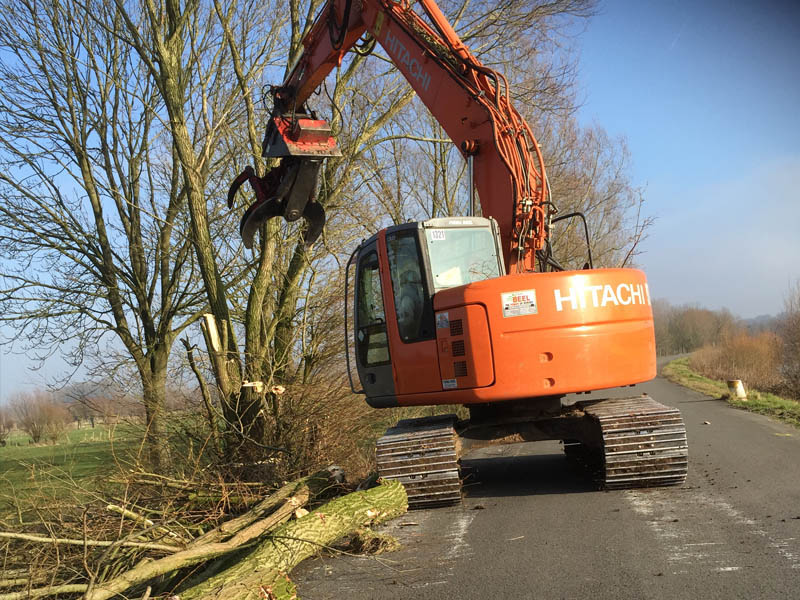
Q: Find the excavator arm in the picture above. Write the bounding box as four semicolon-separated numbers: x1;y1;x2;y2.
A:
229;0;549;272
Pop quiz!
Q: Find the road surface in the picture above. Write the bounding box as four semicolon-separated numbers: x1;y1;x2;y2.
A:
294;365;800;599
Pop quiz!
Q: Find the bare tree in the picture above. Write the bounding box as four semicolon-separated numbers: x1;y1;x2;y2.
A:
106;0;431;465
778;281;800;398
9;390;71;444
540;116;653;269
0;406;14;446
353;1;648;274
652;300;740;356
0;0;221;468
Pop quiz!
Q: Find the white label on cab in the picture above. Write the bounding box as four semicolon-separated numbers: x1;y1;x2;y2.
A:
501;289;538;317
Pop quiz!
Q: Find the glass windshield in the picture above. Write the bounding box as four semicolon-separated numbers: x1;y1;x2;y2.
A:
424;227;501;292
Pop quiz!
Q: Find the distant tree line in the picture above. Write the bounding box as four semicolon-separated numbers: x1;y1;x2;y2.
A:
654;284;800;400
778;282;800;397
0;381;201;446
652;300;739;356
1;391;70;445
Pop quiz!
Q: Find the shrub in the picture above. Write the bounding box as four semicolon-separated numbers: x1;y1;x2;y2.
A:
10;391;71;444
778;282;800;399
0;406;13;446
690;331;783;394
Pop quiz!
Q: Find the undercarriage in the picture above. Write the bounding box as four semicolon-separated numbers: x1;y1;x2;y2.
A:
375;395;689;509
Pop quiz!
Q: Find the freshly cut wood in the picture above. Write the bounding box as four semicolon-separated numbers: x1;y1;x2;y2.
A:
179;479;408;600
84;490;308;600
187;469;338;548
0;471;342;600
83;470;340;600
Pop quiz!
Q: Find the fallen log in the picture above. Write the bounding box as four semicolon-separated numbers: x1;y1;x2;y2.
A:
83;470;341;600
179;479;408;600
187;468;341;547
0;470;343;600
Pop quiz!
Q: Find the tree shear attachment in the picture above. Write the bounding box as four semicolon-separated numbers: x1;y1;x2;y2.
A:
227;159;326;249
227;113;340;249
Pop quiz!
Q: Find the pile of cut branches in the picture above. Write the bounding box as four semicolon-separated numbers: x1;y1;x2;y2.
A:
0;468;407;600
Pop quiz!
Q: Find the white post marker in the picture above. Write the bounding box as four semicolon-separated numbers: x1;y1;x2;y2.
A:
726;379;747;401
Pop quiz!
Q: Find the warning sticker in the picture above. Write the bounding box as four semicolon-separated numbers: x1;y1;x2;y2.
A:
501;289;538;317
442;378;458;389
435;312;450;329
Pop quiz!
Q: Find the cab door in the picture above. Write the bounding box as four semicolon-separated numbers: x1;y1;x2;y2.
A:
383;227;442;396
354;242;395;398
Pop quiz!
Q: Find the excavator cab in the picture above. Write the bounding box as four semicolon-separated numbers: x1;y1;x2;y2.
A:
347;217;504;401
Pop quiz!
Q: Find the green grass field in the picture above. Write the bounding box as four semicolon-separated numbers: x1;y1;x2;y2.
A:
663;357;800;427
0;424;139;515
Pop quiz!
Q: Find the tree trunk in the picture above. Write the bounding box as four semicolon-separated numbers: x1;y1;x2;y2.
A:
179;480;407;600
141;347;170;472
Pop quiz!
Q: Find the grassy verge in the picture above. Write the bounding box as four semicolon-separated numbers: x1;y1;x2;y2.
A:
0;424;138;516
663;357;800;427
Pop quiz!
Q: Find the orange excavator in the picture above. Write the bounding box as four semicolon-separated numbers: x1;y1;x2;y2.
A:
229;0;688;508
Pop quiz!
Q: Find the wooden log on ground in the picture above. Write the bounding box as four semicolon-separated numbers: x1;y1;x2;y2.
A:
0;470;343;600
84;470;341;600
84;489;308;600
187;469;339;548
179;479;408;600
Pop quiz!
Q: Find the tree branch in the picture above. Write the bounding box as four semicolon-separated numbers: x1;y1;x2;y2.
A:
0;531;177;553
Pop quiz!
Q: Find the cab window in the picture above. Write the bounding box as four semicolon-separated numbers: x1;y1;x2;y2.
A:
386;231;434;342
424;227;501;292
355;250;390;366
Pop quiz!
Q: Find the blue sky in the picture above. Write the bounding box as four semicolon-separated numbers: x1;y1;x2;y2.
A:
2;0;799;401
573;0;800;318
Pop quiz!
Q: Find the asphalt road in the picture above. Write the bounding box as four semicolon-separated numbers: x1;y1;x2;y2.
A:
294;365;800;600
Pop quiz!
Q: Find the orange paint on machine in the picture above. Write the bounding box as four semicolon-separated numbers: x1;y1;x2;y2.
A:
229;0;688;507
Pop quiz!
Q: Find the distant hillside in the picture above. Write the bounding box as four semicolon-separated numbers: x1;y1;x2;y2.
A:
744;313;780;332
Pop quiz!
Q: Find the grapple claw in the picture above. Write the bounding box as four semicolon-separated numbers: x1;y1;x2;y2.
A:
227;158;328;249
302;200;326;247
240;196;284;250
227;166;256;209
227;161;289;248
228;111;339;249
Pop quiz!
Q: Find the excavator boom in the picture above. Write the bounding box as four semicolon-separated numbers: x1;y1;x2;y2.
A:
229;0;548;271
